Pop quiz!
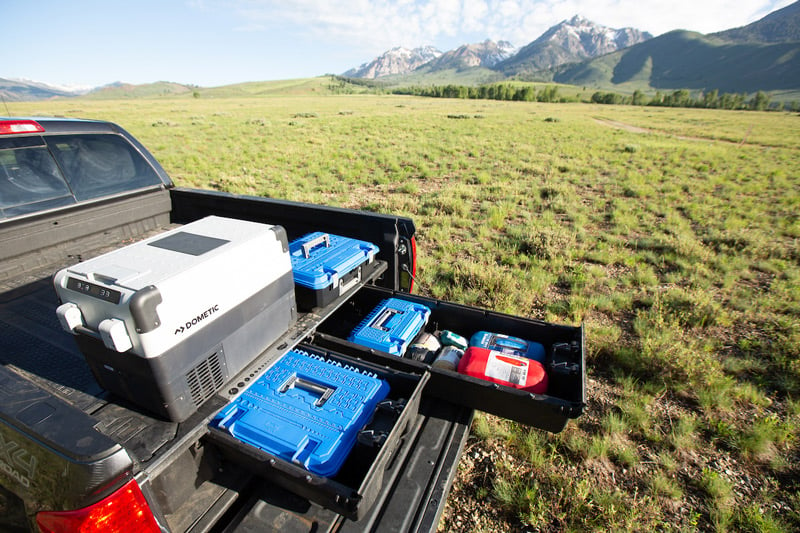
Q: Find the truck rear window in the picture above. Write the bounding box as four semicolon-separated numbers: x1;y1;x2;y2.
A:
0;134;163;220
0;137;75;217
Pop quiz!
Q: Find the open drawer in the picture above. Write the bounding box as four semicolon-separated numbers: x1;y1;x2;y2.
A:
308;286;586;433
204;343;428;520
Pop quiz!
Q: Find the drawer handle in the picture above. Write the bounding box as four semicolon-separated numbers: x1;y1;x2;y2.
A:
301;233;331;258
279;375;335;407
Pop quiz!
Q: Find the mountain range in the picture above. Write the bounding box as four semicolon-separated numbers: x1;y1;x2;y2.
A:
2;2;798;102
347;16;652;79
711;0;800;43
496;16;652;75
343;45;443;79
0;78;90;102
343;2;800;96
0;79;196;103
550;1;800;93
423;40;517;71
345;40;518;78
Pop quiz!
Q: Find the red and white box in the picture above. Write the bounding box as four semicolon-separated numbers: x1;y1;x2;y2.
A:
457;347;548;394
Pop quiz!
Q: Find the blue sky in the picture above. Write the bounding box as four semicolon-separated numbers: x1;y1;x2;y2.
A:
2;0;794;88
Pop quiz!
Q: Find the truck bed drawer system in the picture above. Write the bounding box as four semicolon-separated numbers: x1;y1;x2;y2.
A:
47;218;585;524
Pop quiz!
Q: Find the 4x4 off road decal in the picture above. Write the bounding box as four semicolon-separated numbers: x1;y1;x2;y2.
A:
175;304;220;335
0;433;37;489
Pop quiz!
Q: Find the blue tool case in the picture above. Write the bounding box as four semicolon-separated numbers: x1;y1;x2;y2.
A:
209;349;389;477
348;298;431;357
290;232;379;310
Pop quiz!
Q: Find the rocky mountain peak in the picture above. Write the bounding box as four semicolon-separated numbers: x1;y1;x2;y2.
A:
343;46;442;79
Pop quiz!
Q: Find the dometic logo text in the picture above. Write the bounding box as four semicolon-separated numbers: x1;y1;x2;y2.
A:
174;304;220;335
0;433;36;489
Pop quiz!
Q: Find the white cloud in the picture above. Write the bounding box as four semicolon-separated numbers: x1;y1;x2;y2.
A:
462;1;489;32
565;0;796;35
220;0;794;53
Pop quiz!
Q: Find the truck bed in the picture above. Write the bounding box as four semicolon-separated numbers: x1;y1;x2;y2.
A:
0;189;471;532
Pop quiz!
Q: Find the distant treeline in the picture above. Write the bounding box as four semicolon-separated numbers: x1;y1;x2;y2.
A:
378;80;795;112
591;88;794;111
327;75;388;93
327;76;797;111
392;83;568;103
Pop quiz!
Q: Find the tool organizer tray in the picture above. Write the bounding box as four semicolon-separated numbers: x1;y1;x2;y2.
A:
347;297;431;357
210;349;390;477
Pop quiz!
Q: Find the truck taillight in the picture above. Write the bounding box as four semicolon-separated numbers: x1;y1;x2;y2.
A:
0;119;45;134
36;479;160;533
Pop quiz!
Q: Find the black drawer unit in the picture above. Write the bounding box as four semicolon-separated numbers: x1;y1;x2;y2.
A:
205;344;428;520
308;286;586;433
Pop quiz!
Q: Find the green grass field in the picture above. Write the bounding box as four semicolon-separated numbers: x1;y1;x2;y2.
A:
13;91;800;531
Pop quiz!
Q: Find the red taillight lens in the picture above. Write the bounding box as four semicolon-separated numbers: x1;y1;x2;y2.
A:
409;236;417;293
0;119;45;134
36;479;160;533
403;236;417;293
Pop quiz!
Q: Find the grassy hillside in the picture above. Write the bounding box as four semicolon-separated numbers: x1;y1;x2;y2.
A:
554;30;800;93
84;81;195;99
714;0;800;43
372;66;505;87
77;77;374;101
0;78;75;101
13;95;800;531
197;77;372;97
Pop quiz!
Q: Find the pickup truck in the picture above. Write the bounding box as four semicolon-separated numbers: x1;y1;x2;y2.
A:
0;117;585;533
